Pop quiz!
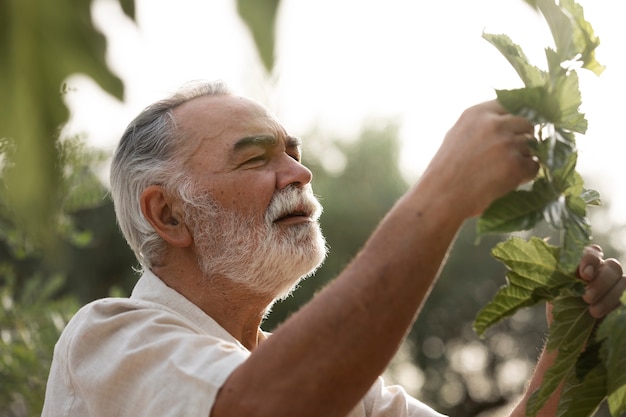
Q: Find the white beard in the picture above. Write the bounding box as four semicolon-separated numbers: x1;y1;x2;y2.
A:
183;184;327;300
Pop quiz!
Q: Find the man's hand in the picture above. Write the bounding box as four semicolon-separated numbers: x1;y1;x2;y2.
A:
424;100;540;219
578;244;625;318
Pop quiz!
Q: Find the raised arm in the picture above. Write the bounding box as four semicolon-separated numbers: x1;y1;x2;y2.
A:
212;100;539;417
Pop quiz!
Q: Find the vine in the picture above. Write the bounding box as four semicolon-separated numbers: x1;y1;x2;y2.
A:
473;1;626;416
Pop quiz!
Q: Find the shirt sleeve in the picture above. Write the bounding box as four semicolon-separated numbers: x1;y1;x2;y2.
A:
43;298;250;417
357;376;447;417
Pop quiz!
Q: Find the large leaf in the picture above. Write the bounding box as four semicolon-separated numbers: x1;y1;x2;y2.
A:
556;364;607;417
558;195;591;272
478;179;555;235
237;0;281;73
482;32;546;87
597;295;626;417
534;0;577;63
473;237;574;335
527;294;596;416
0;0;134;249
552;69;587;133
496;87;561;124
560;0;604;75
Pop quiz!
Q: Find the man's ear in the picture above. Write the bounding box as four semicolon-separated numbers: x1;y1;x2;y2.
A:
140;185;192;248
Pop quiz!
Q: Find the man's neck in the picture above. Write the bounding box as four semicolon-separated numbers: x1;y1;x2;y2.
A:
153;263;274;350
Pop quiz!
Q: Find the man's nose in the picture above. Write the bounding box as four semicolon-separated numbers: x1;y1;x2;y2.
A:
276;155;313;189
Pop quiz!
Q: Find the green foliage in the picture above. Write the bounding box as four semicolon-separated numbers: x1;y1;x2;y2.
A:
0;268;79;416
0;0;134;250
474;1;625;416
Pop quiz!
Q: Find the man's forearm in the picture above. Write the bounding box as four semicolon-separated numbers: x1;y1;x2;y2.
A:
214;171;466;417
510;344;563;417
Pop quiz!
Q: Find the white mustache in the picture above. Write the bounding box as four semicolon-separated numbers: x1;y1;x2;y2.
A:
265;185;322;223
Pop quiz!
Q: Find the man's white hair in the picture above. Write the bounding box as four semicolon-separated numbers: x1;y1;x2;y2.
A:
109;80;230;270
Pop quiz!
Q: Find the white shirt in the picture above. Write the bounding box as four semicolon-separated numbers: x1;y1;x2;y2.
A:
42;270;445;417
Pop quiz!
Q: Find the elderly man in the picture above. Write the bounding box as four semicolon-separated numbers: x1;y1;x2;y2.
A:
43;81;625;417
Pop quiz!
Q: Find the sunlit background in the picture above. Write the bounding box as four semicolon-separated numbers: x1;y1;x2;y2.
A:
64;0;625;230
56;1;624;414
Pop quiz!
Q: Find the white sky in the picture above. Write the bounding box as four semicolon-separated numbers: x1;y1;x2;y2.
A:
63;0;625;234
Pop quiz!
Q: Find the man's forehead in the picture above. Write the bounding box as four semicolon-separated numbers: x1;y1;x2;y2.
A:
174;94;280;137
175;94;269;121
174;94;299;163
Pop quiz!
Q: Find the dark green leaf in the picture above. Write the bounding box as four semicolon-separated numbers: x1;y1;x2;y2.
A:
527;294;596;416
119;0;136;19
533;131;576;172
597;300;626;417
556;364;607;417
558;197;591;273
478;179;555;235
473;237;573;336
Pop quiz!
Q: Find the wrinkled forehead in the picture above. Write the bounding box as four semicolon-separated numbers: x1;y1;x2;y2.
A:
172;94;281;143
171;94;291;172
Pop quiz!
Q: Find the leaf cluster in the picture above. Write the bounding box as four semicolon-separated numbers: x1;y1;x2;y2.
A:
472;1;625;416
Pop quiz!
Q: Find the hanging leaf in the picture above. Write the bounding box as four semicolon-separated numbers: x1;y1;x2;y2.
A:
556;364;607;417
473;237;574;336
597;293;626;417
237;0;281;73
477;179;555;235
0;0;135;251
527;294;596;415
482;32;546;87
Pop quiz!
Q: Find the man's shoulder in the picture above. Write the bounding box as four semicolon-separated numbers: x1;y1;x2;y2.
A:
58;296;177;343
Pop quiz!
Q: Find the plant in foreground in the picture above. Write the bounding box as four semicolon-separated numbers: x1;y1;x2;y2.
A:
473;1;626;416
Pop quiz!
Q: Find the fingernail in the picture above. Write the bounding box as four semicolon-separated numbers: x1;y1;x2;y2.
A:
583;265;595;279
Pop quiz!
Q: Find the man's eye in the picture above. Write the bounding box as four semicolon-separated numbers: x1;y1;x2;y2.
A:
290;153;301;163
244;155;266;165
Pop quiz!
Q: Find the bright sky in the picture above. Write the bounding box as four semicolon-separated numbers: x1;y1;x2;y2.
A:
63;0;625;237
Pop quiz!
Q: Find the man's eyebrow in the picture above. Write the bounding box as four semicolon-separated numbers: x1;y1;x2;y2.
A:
233;135;301;151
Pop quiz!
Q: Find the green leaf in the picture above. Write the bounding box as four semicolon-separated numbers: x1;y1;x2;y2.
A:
552;69;587;133
0;0;134;250
473;237;573;336
483;32;546;87
237;0;281;73
534;0;578;63
597;303;626;417
580;188;601;206
559;165;583;198
496;87;561;125
560;0;605;75
527;294;597;416
558;196;591;273
533;130;576;172
556;363;607;417
478;179;556;235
